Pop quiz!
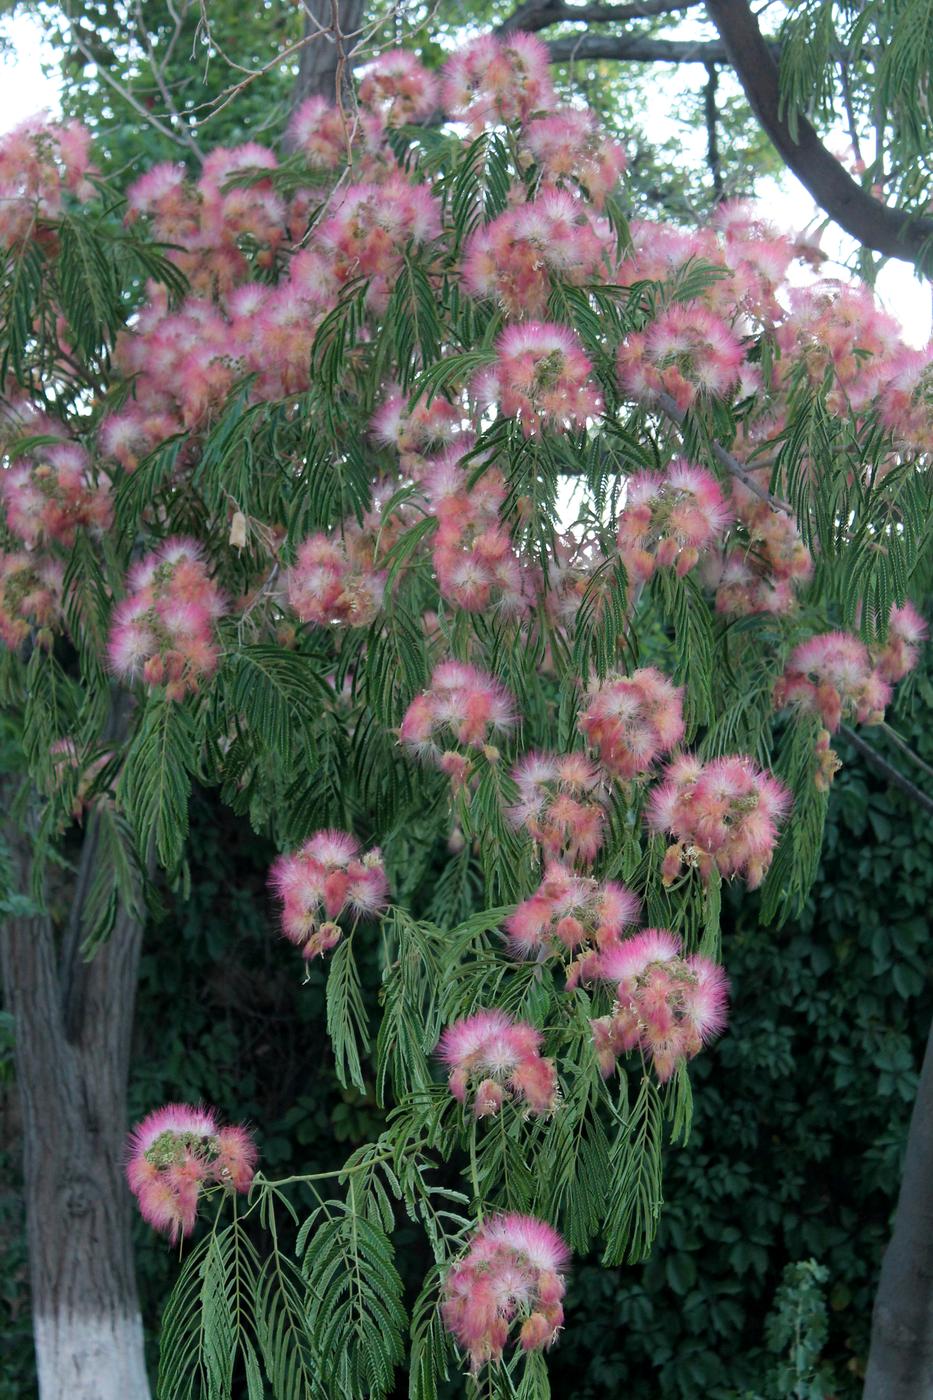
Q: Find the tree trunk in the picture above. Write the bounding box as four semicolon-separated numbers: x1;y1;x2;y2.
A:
290;0;366;115
863;1015;933;1398
1;798;151;1400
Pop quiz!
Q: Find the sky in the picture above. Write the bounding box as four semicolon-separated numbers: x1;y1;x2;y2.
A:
1;9;930;348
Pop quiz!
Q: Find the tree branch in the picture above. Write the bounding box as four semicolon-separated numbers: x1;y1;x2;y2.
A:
705;0;933;269
546;33;741;63
839;724;933;817
704;62;723;202
499;0;699;34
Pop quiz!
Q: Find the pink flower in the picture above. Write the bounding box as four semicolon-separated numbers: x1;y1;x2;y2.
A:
1;442;112;548
592;930;729;1082
616;460;732;583
617;302;744;412
358;50;440;126
399;661;515;777
0;552;63;649
285;534;385;628
286;96;349;169
442;1213;569;1370
125;1104;256;1242
425;449;532;617
442;34;555;131
508;752;608;865
519;108;626;208
707;489;813;617
647;754;791;889
437;1009;558;1117
474;322;601;436
876;602;927;684
269;829;389;960
505;861;640;986
107;538;225;700
579;668;684;781
774;631;891;732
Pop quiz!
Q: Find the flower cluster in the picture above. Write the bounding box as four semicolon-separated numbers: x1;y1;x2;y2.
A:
709;488;813;616
773;631;892;732
318;174;441;312
508;752;607;865
0;551;63;648
285;533;385;628
426;451;530;616
474;323;601;436
1;442;111;547
371;387;464;471
125;1104;257;1243
505;862;640;987
269;829;389;961
591;929;728;1082
617;302;746;412
437;1009;558;1118
615;461;732;583
442;34;555;131
519;108;626;207
0;115;96;248
462;191;612;317
399;661;515;782
579;667;684;781
107;539;225;698
441;1213;569;1370
358;49;441;127
876;602;927;684
648;754;791;889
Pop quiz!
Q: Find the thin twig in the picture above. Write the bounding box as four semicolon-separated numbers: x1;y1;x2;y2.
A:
840;724;933;817
654;390;793;512
879;721;933;785
133;0;204;161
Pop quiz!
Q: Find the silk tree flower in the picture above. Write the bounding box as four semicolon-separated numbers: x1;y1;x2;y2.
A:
473;323;602;436
442;34;555;131
647;754;791;889
461;190;613;318
519;108;626;208
125;1104;257;1243
0;115;97;248
425;449;531;617
0;551;64;649
1;442;112;548
508;752;608;866
107;538;226;700
505;861;641;987
591;929;728;1082
399;661;515;780
876;602;927;684
437;1009;558;1118
285;533;386;628
615;460;732;583
358;50;440;126
579;668;685;782
269;829;389;961
707;487;813;617
773;631;891;733
617;302;745;412
442;1213;570;1370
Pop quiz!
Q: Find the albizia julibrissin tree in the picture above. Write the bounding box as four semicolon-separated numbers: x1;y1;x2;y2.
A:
1;32;931;1400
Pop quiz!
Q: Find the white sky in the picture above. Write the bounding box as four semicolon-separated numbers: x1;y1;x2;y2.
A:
1;10;930;348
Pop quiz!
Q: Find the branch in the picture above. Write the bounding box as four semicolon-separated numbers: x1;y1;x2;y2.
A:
840;724;933;817
499;0;699;34
653;390;792;512
546;33;741;63
705;0;933;269
703;62;723;202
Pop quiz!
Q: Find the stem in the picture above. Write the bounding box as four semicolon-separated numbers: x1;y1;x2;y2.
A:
469;1119;482;1219
840;724;933;817
879;722;933;784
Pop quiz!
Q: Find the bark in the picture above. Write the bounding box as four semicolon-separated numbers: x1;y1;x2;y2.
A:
1;792;150;1400
705;0;933;268
863;1017;933;1399
290;0;366;118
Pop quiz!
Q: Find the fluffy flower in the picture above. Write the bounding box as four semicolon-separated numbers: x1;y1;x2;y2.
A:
615;460;732;583
647;754;791;889
708;488;813;617
1;442;111;547
437;1009;558;1118
617;302;745;412
508;751;608;865
269;829;389;960
125;1104;257;1242
399;661;515;778
442;1213;569;1370
519;108;626;207
579;668;684;781
425;449;531;616
592;930;728;1082
285;534;385;628
0;551;63;648
107;538;225;700
474;322;601;435
876;601;927;684
773;631;890;732
505;861;640;986
358;50;440;126
442;34;555;131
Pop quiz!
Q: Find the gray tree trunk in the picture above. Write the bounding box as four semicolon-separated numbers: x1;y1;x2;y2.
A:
1;797;150;1400
290;0;366;115
863;1016;933;1398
